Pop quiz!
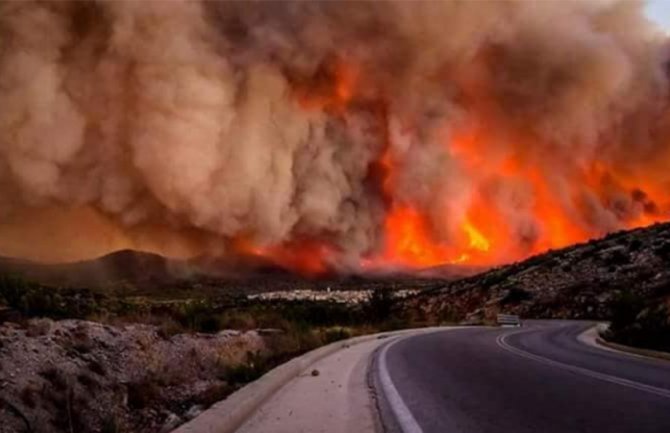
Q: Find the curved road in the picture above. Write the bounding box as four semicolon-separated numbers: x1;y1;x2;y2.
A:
376;321;670;433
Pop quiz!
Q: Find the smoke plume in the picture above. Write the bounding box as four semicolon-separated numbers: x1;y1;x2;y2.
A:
0;0;668;271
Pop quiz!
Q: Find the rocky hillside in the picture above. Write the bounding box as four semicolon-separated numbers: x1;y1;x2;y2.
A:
404;222;670;324
0;319;265;433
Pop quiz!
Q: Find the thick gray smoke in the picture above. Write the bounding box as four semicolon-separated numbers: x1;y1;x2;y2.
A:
0;0;668;267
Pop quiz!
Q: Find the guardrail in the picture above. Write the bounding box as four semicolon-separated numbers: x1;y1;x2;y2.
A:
497;314;522;327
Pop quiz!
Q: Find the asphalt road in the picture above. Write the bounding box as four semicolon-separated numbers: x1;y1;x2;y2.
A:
376;321;670;433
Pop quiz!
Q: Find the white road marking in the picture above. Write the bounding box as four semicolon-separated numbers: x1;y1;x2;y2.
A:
497;331;670;399
378;337;425;433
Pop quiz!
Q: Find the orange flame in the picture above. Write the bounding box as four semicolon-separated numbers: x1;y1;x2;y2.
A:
232;57;669;276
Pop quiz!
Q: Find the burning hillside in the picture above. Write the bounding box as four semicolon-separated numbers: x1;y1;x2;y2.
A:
0;1;669;274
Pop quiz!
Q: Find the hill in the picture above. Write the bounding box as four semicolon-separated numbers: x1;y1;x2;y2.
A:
0;250;180;292
404;222;670;327
0;249;477;298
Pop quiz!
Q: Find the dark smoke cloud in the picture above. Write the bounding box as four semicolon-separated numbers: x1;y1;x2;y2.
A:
0;0;668;265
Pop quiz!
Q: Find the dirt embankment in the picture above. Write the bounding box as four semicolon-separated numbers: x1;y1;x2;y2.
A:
0;319;265;433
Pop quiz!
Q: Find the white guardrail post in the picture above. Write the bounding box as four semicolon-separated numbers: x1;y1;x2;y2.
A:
497;314;522;327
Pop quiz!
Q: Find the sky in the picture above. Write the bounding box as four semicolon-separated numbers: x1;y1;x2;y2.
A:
645;0;670;30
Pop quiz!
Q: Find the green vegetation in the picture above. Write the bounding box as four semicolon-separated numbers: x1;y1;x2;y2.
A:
0;275;431;418
604;290;670;353
0;276;423;389
223;351;271;385
0;276;413;334
0;275;103;319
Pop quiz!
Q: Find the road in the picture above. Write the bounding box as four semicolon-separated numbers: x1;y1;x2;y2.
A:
376;321;670;433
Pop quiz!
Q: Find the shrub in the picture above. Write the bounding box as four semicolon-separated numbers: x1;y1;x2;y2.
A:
628;238;643;252
602;248;630;267
176;301;221;333
218;310;257;330
101;415;122;433
127;378;160;410
194;383;233;406
26;318;52;337
0;276;101;319
223;351;268;385
154;316;186;339
499;287;532;305
0;275;31;309
322;326;352;344
366;289;395;322
606;291;670;352
608;291;645;333
654;241;670;259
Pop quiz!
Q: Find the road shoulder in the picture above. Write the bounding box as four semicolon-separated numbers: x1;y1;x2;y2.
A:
579;324;670;362
235;336;386;433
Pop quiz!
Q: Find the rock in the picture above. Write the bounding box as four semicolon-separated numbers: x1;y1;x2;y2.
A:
0;318;268;433
459;318;483;326
256;328;284;337
217;330;241;338
160;413;183;433
465;308;484;323
184;404;204;421
311;369;320;377
26;319;53;337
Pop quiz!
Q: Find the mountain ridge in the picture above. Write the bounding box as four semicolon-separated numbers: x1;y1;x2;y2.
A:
404;222;670;323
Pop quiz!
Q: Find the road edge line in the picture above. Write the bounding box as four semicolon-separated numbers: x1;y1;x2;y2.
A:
173;327;447;433
578;324;670;362
375;335;426;433
497;331;670;399
596;337;670;362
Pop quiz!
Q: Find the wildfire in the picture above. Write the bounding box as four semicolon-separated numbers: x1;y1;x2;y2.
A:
380;205;493;268
233;54;670;275
293;58;358;113
232;235;331;277
1;0;668;277
463;220;490;252
383;205;449;267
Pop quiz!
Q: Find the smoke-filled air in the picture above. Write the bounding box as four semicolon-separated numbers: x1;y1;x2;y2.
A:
0;0;668;274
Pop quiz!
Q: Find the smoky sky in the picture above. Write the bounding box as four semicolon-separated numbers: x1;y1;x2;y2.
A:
0;0;668;267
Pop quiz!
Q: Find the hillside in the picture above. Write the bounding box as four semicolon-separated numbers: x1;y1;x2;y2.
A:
0;249;478;300
404;222;670;325
0;250;180;293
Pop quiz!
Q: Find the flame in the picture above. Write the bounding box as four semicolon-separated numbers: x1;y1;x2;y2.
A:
233;235;332;276
294;58;358;113
383;205;450;267
379;137;494;268
260;240;331;276
381;205;493;268
228;57;669;276
463;220;490;252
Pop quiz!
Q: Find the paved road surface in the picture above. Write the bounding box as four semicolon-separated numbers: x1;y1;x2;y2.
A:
377;321;670;433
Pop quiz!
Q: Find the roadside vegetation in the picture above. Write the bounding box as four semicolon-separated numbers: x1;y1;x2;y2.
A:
0;272;423;355
0;273;435;433
602;289;670;353
405;222;670;348
0;273;419;333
